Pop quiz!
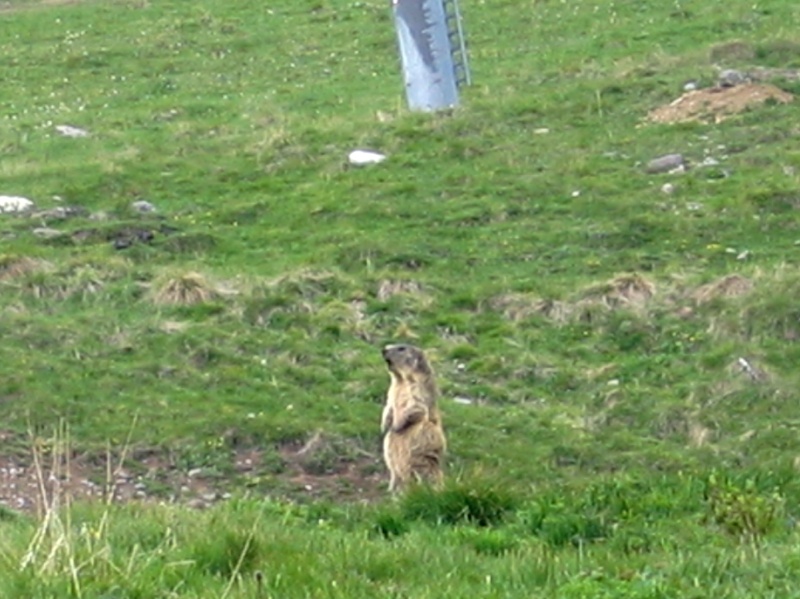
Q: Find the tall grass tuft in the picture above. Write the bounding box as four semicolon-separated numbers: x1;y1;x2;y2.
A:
191;527;261;578
400;476;519;526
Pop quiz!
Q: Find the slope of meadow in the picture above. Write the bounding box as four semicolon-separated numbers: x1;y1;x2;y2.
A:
2;0;800;595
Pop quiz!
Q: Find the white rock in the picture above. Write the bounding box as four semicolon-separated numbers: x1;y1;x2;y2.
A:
661;183;675;195
131;200;156;213
0;196;34;213
33;227;63;239
55;124;89;138
348;149;386;165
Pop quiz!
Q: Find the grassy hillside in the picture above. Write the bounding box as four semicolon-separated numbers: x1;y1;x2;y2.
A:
2;0;800;595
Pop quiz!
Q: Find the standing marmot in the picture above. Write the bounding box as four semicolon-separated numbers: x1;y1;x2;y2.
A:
380;344;446;492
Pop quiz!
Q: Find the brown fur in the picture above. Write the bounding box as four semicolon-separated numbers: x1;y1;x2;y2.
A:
380;344;446;493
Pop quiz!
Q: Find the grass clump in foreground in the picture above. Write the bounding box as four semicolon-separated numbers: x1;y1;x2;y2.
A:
2;0;800;595
3;471;800;597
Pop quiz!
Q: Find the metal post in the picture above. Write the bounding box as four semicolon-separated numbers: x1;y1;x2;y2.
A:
391;0;471;112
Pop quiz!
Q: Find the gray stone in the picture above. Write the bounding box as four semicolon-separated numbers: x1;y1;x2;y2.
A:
645;154;685;174
32;206;87;220
718;69;747;87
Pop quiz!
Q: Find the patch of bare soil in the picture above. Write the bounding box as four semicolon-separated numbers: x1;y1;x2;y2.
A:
0;435;386;515
648;83;794;124
278;432;386;503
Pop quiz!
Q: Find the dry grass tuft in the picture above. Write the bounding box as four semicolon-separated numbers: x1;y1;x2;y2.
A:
488;293;571;323
581;273;656;309
266;268;344;299
688;420;714;448
150;272;221;306
693;274;753;304
391;321;420;340
377;279;424;301
0;255;51;281
63;265;107;300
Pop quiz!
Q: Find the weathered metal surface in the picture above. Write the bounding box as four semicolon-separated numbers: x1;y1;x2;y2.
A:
392;0;470;112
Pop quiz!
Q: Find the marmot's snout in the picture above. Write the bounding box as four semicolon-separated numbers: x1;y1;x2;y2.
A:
382;344;407;365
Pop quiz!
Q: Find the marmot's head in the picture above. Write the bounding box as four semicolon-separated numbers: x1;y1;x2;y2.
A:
382;344;431;379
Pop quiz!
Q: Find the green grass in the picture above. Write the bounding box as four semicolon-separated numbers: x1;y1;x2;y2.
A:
2;0;800;595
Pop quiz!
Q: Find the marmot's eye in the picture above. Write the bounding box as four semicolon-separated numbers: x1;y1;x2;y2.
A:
397;346;406;352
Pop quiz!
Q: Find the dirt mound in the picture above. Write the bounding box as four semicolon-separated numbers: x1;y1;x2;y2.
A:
648;83;794;124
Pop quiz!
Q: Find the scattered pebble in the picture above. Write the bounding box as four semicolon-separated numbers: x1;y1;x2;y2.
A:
661;183;675;195
533;128;550;135
683;80;699;92
348;149;386;165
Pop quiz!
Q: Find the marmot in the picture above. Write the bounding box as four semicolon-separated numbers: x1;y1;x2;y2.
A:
380;344;446;492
